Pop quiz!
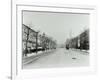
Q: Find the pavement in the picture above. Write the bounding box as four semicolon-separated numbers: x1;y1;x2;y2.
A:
23;48;89;69
22;50;56;65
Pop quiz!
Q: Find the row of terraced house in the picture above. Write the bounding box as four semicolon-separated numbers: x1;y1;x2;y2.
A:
66;29;89;50
22;24;57;56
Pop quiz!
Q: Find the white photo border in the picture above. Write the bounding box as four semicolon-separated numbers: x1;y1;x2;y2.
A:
12;3;97;80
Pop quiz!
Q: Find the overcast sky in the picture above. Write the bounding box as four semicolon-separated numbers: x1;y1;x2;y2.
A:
23;11;89;44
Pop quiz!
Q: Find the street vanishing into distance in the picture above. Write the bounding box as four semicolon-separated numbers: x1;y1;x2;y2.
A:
23;48;89;69
22;11;90;69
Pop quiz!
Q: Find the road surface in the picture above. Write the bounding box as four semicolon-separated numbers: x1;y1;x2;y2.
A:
23;48;89;69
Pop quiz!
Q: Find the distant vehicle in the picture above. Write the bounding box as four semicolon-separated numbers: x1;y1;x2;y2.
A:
66;45;69;49
66;47;69;49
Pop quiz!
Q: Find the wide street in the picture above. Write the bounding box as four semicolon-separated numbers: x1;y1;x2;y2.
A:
23;48;89;69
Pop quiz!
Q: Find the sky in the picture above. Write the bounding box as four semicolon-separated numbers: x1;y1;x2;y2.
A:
23;11;89;44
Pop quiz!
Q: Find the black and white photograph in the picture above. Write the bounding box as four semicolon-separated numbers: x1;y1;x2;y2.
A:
9;1;98;79
22;10;90;69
